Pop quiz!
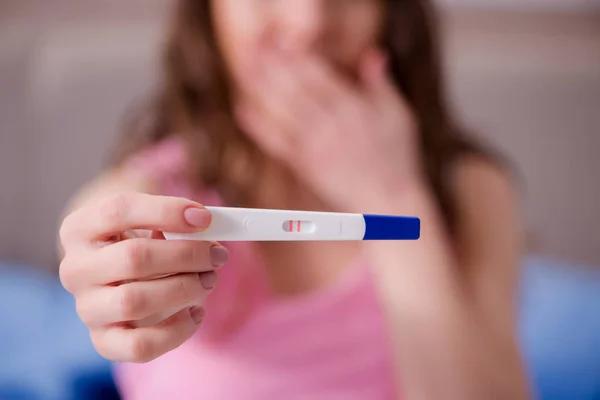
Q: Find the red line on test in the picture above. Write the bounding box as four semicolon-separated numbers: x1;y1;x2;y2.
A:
297;221;301;232
289;220;293;232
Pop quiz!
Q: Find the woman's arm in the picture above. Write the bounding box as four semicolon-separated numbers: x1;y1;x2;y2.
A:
367;157;531;400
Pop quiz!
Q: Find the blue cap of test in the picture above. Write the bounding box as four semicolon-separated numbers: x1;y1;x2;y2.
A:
362;214;420;240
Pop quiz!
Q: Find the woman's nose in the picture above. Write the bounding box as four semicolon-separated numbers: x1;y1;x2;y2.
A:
275;0;329;53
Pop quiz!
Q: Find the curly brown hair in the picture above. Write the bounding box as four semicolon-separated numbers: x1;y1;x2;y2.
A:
115;0;493;234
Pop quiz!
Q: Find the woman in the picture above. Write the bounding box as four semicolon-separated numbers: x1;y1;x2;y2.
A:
58;0;531;398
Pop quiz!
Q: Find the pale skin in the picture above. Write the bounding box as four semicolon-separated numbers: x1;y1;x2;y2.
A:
58;0;530;398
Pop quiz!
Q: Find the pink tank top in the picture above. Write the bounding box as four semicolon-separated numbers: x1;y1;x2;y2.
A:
115;138;399;399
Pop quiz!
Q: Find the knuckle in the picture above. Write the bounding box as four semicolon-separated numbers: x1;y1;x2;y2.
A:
58;213;75;245
180;242;201;266
156;200;177;224
122;240;151;276
74;296;94;325
58;257;73;289
118;285;144;321
59;254;80;293
99;193;130;224
128;334;156;363
175;275;203;303
180;242;208;268
89;330;110;359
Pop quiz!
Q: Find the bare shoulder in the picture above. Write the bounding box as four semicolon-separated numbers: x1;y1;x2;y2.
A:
448;155;523;264
450;155;518;211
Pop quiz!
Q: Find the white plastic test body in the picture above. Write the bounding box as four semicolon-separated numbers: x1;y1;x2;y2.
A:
164;207;420;242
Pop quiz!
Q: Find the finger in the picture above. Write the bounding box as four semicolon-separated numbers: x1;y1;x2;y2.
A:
60;193;211;245
246;62;299;127
130;271;214;327
90;306;204;363
61;239;228;290
235;101;295;163
260;54;325;128
76;272;216;327
239;57;334;159
240;69;308;151
292;55;356;112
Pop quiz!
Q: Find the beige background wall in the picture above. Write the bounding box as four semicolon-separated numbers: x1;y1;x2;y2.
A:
1;2;599;268
443;10;600;264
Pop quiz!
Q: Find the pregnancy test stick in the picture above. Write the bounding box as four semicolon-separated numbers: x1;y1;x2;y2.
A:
164;207;420;242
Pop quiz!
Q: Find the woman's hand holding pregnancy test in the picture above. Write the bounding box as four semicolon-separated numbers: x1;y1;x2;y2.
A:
59;193;229;363
59;193;418;363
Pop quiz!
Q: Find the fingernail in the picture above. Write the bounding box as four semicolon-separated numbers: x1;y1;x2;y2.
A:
184;207;212;228
190;307;205;324
210;246;229;267
199;271;218;290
